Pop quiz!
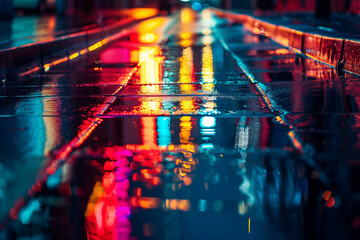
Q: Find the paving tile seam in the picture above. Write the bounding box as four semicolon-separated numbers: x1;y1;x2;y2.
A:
0;113;276;118
3;110;357;116
212;8;360;76
0;16;182;227
0;66;138;227
100;114;274;118
213;18;332;188
45;15;180;173
1;83;251;88
214;28;288;117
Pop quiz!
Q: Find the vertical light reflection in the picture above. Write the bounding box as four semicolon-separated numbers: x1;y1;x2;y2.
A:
136;18;163;44
141;117;157;146
202;45;215;92
180;8;195;24
36;16;56;41
178;46;196;150
85;152;131;240
179;47;197;115
179;8;195;47
235;116;249;173
179;116;192;145
139;46;162;114
235;117;249;150
200;9;215;27
138;47;163;146
201;10;214;47
235;117;253;215
201;41;217;114
42;86;61;156
179;47;195;95
157;117;171;147
130;49;139;63
200;116;216;151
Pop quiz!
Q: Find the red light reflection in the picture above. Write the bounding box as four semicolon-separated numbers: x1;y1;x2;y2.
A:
85;150;132;240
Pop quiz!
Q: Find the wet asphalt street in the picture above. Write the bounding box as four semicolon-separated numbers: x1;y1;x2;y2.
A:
0;8;158;50
1;8;360;240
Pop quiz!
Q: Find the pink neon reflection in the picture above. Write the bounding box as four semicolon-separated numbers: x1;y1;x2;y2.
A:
86;150;132;240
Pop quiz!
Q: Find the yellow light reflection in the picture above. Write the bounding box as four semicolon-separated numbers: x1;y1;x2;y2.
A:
139;46;163;115
179;47;195;95
179;116;192;144
69;52;79;60
165;199;191;211
178;8;195;47
136;17;164;44
139;33;159;44
178;45;196;153
130;49;139;62
88;42;103;52
181;8;195;24
202;45;215;91
85;181;104;218
179;100;196;114
201;44;216;112
138;18;165;32
179;39;193;48
138;46;163;145
139;47;160;85
180;32;192;40
125;8;159;20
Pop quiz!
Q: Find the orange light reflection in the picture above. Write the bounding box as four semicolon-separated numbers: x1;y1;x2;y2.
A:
202;45;215;92
142;117;157;146
181;8;195;24
165;199;191;211
125;8;159;20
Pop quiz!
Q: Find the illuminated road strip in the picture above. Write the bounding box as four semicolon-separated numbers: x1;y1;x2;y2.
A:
1;16;177;226
213;22;330;185
50;18;177;175
3;14;163;82
52;16;176;162
4;54;144;224
214;25;301;149
46;17;177;199
212;8;360;77
53;16;178;160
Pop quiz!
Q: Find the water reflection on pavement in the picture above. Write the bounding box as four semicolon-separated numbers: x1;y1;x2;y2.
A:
1;8;360;240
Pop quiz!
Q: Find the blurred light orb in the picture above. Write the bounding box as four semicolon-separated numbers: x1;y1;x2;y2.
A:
192;2;202;11
200;117;216;128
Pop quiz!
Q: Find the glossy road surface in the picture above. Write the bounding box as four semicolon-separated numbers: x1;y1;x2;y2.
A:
1;8;360;240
